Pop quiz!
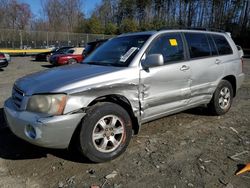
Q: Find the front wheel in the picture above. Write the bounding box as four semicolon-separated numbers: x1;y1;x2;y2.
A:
79;102;132;163
208;80;233;115
68;59;77;64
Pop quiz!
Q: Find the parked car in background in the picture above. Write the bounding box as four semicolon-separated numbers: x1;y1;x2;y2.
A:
84;39;108;57
4;53;11;62
49;47;85;66
33;46;73;61
0;53;9;69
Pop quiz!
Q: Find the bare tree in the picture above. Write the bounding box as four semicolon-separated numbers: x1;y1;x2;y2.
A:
62;0;83;32
0;0;31;29
240;0;250;32
43;0;64;31
42;0;83;32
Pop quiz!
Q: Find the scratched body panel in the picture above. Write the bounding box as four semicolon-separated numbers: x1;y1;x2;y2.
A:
59;67;141;118
139;62;191;122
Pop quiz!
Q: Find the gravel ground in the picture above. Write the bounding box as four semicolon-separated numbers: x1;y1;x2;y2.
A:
0;57;250;188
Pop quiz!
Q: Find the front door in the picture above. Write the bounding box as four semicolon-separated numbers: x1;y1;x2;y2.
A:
139;33;191;122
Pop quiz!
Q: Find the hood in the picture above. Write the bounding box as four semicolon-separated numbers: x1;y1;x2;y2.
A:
15;64;122;95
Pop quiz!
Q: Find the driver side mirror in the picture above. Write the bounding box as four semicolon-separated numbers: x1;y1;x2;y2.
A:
141;54;164;69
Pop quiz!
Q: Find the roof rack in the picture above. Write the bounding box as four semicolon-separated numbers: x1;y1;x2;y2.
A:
158;27;225;33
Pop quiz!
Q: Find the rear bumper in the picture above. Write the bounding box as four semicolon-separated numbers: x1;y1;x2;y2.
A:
4;98;85;149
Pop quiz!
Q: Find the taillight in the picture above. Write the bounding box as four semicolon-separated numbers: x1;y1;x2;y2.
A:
0;54;5;58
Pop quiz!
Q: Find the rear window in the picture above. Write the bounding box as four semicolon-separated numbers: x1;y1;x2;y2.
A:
184;33;211;58
212;35;233;55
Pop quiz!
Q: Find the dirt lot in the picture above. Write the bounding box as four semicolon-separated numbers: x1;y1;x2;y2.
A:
0;57;250;188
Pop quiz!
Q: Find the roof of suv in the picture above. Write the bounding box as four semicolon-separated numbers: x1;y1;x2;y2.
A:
119;29;229;38
119;31;157;37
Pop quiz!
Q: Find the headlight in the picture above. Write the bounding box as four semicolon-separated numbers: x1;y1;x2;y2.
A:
27;94;67;115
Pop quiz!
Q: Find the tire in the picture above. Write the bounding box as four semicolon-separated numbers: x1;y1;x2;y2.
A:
79;102;132;163
46;55;50;62
208;80;233;115
68;59;77;64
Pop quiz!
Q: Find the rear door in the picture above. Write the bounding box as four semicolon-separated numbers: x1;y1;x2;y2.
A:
183;32;226;104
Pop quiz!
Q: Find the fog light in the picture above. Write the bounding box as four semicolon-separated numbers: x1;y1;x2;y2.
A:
25;124;37;139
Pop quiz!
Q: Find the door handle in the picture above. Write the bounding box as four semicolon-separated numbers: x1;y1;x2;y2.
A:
180;65;190;71
215;59;222;64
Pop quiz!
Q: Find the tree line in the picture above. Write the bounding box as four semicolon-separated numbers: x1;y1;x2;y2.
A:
90;0;250;36
0;0;249;45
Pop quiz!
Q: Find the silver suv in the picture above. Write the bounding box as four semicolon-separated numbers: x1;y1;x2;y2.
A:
4;30;245;162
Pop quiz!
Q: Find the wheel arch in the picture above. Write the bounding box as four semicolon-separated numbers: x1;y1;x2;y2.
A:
68;58;78;63
222;75;236;97
87;94;140;135
68;94;140;150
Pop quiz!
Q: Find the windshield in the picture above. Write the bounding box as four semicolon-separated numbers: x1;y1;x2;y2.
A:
54;48;70;55
83;35;150;67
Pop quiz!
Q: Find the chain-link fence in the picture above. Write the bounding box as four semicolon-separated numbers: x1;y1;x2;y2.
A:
0;29;114;49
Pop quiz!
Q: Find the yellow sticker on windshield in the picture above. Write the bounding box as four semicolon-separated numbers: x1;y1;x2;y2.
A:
169;39;178;46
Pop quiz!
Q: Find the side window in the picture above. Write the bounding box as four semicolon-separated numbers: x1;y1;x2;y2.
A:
67;49;75;54
212;34;233;55
147;33;184;63
184;33;210;58
207;34;218;56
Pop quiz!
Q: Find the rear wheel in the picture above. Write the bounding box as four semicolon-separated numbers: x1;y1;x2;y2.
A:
208;80;233;115
79;102;132;163
68;59;77;64
46;54;50;62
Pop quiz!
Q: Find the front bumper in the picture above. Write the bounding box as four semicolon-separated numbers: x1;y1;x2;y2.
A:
4;98;85;149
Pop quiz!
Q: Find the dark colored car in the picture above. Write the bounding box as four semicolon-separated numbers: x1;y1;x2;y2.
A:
0;53;8;68
84;39;108;57
33;46;73;61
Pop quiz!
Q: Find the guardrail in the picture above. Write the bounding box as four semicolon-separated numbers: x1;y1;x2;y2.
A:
0;49;52;55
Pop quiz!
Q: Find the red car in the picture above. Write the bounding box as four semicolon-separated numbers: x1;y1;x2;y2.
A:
49;47;85;65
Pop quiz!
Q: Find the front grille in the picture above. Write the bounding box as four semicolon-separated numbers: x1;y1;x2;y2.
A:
12;85;25;109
